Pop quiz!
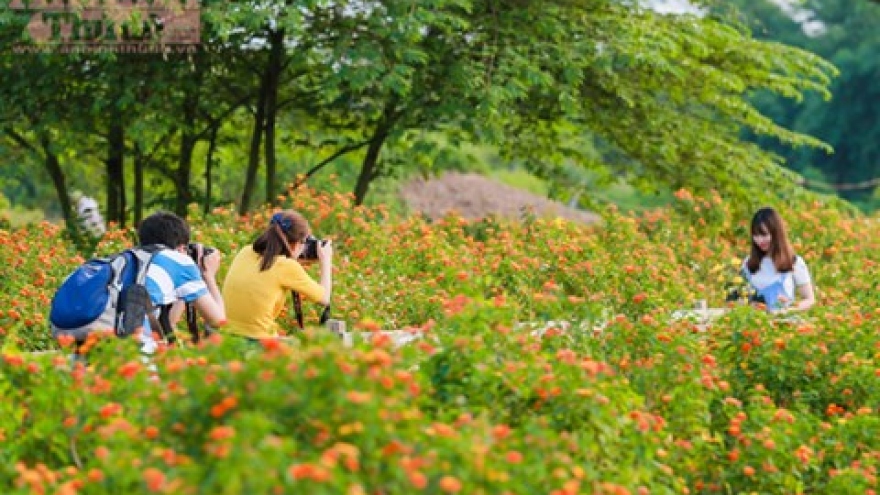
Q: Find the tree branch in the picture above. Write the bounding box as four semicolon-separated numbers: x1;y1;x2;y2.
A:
3;128;37;154
799;176;880;192
288;140;371;191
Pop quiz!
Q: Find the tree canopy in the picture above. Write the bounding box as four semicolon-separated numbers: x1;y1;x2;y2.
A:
719;0;880;210
0;0;847;233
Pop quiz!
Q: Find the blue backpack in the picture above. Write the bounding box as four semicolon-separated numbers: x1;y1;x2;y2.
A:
49;246;164;342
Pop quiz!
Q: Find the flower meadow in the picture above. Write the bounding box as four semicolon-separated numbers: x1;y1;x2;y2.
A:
2;186;880;494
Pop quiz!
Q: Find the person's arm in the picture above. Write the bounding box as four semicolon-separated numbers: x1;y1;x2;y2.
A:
193;249;227;327
788;257;816;311
792;283;816;311
168;301;186;325
316;240;333;306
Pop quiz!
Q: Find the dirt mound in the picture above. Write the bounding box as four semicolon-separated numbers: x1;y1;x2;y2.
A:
400;173;600;225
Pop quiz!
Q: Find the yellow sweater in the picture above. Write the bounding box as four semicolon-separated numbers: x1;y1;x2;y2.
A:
222;245;325;339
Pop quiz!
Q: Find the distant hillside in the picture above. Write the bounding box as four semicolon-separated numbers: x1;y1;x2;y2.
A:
400;173;601;225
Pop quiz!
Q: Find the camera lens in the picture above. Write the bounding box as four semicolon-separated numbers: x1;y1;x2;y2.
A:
298;236;319;260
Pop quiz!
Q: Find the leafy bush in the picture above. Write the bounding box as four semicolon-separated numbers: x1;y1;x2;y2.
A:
2;185;880;493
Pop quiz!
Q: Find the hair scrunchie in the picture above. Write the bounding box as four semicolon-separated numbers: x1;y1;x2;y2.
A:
270;212;293;233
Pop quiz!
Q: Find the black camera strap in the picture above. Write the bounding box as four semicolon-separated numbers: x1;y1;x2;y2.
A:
292;291;304;330
185;302;201;344
157;304;177;345
291;291;331;331
155;303;201;345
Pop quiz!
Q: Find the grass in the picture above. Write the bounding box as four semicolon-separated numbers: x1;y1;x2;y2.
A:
1;207;45;227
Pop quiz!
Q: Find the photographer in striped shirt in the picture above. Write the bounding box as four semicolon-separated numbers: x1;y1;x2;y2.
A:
136;211;227;354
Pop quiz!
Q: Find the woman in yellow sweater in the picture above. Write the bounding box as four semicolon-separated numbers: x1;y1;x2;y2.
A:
222;210;332;339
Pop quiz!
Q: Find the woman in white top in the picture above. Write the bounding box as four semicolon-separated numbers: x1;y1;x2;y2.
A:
741;207;816;311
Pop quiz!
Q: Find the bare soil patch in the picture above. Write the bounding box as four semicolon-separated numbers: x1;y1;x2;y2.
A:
400;172;600;225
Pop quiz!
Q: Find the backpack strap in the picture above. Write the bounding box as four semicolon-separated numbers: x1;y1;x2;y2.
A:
107;254;130;325
129;247;161;285
125;246;174;341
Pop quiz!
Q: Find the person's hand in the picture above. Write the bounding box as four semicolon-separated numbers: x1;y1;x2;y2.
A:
777;294;791;306
317;239;333;267
201;248;221;279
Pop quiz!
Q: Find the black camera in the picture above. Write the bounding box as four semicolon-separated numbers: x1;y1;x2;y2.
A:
187;243;215;268
725;288;764;304
298;235;326;261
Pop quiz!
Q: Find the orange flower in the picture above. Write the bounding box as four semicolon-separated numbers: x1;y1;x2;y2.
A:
55;481;78;495
795;445;814;464
142;468;165;492
118;361;142;379
261;339;282;352
492;424;511;441
674;188;693;201
408;471;428;489
356;319;381;332
209;426;236;441
439;476;462;493
288;463;330;482
3;354;23;367
425;423;458;438
57;334;76;348
346;391;372;404
289;464;312;480
99;403;122;419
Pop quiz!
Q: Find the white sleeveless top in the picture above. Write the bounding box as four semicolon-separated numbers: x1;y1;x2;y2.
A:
741;255;812;299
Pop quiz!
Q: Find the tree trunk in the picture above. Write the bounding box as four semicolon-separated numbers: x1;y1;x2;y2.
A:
175;52;208;216
106;120;125;227
354;133;389;206
39;135;80;244
133;143;145;225
176;127;196;216
353;105;397;205
264;28;284;206
240;70;269;215
204;123;219;215
175;89;201;215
